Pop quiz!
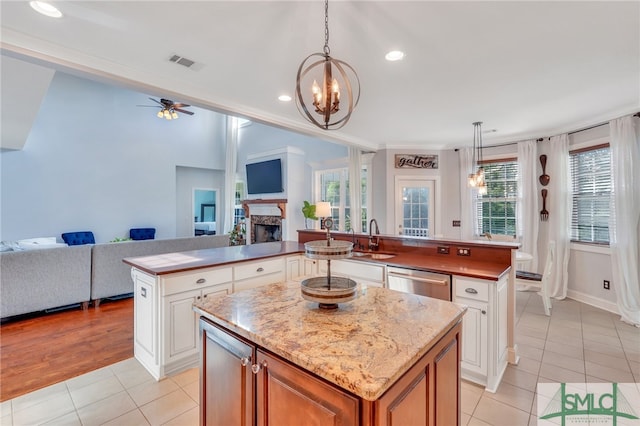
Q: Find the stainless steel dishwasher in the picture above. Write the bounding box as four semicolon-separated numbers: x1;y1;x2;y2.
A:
387;266;452;301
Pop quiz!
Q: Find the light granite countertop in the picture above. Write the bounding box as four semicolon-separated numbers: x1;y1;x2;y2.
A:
194;282;466;401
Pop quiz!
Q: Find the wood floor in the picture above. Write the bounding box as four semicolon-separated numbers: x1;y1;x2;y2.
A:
0;298;133;402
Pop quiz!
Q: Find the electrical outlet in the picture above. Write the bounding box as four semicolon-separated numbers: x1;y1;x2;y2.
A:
457;248;471;256
437;246;450;254
603;280;610;290
452;220;461;227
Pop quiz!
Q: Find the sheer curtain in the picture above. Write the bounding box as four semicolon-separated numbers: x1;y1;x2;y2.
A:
348;147;362;233
609;115;640;326
223;116;238;235
517;140;539;271
458;148;476;240
547;134;571;299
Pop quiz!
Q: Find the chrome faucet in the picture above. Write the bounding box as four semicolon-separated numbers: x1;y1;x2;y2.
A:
368;219;380;250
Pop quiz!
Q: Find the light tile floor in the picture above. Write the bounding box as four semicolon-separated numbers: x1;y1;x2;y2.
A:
1;291;638;425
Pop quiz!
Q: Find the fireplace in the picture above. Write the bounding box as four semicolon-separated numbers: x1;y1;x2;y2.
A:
251;215;282;244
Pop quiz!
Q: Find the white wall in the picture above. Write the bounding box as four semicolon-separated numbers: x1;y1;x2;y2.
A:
440;124;618;312
0;72;226;242
237;121;348;239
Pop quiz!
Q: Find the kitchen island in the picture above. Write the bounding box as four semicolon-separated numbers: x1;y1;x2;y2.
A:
194;282;466;426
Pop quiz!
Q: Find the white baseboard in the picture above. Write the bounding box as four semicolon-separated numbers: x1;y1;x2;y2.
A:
567;289;619;315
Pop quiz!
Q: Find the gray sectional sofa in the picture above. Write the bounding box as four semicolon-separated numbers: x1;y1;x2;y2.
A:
0;235;229;319
91;235;229;304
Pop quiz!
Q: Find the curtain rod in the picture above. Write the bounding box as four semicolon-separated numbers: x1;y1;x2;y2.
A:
454;112;639;151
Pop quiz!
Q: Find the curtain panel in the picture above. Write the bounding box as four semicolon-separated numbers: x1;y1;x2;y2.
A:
609;115;640;326
517;140;539;271
348;147;363;233
223;116;239;235
458;148;476;240
547;134;571;299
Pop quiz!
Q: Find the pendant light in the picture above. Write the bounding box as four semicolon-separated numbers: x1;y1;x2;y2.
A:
295;0;360;130
468;121;487;195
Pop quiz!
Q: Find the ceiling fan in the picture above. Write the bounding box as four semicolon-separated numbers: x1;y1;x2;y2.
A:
138;97;194;120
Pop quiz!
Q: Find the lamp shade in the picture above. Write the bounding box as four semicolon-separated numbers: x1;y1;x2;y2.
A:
315;202;331;217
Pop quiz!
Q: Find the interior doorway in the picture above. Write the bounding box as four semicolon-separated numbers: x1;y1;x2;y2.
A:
394;177;437;237
193;188;218;236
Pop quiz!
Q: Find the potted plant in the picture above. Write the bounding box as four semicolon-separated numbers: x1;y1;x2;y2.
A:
229;220;246;246
302;201;318;229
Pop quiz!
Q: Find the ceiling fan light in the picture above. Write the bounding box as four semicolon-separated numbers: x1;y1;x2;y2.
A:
164;110;171;120
157;110;164;118
171;110;178;119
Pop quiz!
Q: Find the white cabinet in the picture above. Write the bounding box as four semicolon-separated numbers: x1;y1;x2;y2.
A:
319;259;386;288
286;254;319;281
453;275;508;392
131;266;233;380
233;257;285;292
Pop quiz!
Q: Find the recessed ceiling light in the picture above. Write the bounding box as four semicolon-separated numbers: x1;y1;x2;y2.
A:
30;1;63;18
385;50;405;62
278;95;292;102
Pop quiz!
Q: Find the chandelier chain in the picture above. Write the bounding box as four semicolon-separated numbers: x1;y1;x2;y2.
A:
323;0;330;55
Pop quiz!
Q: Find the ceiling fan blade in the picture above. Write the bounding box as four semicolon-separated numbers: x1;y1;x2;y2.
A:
172;103;191;108
136;105;161;108
174;108;194;115
149;97;163;105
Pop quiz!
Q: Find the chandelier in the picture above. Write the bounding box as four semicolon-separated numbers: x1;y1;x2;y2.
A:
295;0;360;130
468;121;487;195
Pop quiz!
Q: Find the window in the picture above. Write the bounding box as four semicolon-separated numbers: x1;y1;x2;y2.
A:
234;181;245;225
317;166;368;231
475;160;518;236
570;144;611;244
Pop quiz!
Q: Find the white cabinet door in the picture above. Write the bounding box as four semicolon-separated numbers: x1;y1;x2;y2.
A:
132;269;159;378
286;255;303;281
303;258;318;277
164;289;200;362
164;282;233;364
454;275;508;393
458;298;487;377
202;283;232;301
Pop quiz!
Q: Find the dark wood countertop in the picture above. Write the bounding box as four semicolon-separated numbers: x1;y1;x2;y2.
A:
123;241;304;275
123;238;510;281
352;251;510;281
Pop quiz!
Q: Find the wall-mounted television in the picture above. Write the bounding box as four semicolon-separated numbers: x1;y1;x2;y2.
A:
246;158;283;194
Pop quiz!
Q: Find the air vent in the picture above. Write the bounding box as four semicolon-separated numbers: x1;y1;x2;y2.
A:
169;54;195;68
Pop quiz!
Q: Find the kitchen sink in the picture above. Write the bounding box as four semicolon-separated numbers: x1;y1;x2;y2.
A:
370;253;396;260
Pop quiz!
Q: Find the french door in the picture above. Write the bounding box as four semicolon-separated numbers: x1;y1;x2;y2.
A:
395;178;436;237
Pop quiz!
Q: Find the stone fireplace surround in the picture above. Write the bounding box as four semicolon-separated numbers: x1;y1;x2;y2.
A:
242;199;287;244
251;215;282;244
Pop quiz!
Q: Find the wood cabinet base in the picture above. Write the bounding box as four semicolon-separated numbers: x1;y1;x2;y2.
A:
200;317;461;426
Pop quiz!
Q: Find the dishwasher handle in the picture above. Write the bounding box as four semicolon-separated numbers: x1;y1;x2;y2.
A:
387;271;449;286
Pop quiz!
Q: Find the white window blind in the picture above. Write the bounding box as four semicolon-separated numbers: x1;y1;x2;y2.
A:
475;160;519;236
570;144;611;244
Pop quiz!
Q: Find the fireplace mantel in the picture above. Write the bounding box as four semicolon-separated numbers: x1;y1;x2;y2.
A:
242;199;287;219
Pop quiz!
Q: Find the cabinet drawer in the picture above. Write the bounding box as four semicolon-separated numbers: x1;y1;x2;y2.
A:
162;267;233;296
234;271;284;293
234;258;284;281
454;277;489;302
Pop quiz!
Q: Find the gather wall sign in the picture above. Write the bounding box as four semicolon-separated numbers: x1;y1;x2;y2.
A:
394;154;438;169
